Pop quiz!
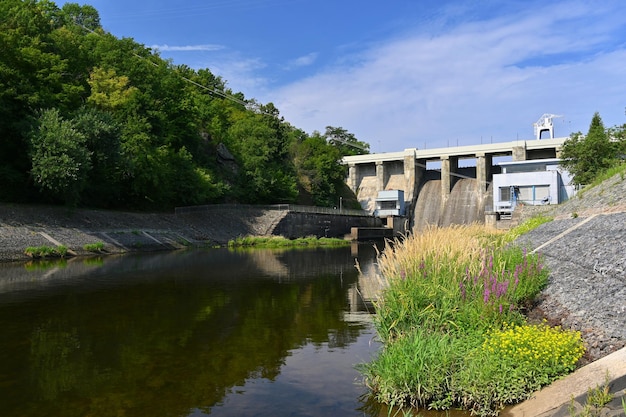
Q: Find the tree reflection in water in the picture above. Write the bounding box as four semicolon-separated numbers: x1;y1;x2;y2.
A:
0;244;385;417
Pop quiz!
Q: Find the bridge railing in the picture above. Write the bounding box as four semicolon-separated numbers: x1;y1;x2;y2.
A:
175;203;371;217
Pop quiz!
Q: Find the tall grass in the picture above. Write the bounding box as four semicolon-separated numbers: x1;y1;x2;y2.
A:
359;224;583;416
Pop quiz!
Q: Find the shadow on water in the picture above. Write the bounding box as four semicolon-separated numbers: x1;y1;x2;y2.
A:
0;245;392;417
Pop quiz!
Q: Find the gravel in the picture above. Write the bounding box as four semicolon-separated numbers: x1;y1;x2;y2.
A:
514;172;626;362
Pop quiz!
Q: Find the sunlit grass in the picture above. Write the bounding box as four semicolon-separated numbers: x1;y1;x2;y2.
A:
227;235;349;248
503;215;553;242
24;245;68;258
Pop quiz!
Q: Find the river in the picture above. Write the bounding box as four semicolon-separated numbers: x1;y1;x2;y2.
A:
0;244;386;417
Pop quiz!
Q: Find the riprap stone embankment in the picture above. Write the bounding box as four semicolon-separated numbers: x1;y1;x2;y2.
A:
514;172;626;362
0;204;287;263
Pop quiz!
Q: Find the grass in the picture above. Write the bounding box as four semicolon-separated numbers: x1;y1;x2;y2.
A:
227;235;350;248
358;223;584;416
83;242;105;252
502;214;553;242
24;245;68;258
569;373;614;417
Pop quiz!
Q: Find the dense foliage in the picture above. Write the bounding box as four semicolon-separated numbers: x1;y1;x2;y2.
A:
560;112;626;186
359;225;585;416
0;0;366;209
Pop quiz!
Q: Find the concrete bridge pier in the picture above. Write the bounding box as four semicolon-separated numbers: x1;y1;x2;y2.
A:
476;152;493;192
440;156;459;209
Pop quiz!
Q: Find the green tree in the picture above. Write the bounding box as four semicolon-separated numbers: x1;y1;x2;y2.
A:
561;112;616;185
324;126;369;156
73;107;122;207
87;67;137;111
227;110;297;204
292;132;346;207
59;2;101;31
28;108;92;205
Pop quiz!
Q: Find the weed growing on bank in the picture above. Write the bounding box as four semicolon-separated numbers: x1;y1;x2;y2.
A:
83;242;105;252
359;224;584;416
227;235;350;248
503;214;553;242
24;245;68;258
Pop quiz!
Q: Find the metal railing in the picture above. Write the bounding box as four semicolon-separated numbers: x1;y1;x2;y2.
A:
175;203;371;217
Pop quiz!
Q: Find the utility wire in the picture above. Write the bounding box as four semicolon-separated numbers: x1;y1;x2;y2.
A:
74;20;269;115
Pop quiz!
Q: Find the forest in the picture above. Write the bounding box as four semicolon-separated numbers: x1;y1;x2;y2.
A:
0;0;369;210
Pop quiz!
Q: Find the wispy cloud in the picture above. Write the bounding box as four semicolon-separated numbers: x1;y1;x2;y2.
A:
286;52;319;69
151;44;224;52
272;1;626;152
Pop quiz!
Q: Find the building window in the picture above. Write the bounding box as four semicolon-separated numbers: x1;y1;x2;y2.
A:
518;185;550;204
499;187;511;202
379;201;397;210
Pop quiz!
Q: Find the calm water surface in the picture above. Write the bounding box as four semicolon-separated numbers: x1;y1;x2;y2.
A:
0;244;387;417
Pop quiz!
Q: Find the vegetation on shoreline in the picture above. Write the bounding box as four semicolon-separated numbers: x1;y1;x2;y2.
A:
358;223;585;416
24;245;68;258
227;235;350;248
83;242;105;252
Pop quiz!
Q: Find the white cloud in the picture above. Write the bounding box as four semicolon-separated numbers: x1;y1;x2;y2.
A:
286;53;319;69
201;55;270;95
271;1;626;153
151;44;224;52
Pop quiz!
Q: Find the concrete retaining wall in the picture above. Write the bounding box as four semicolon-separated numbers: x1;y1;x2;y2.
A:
272;212;382;239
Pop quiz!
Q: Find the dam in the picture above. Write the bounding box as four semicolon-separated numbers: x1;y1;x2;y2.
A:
342;137;567;230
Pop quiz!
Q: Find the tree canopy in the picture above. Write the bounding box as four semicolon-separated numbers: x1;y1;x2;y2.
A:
560;112;624;185
0;0;368;209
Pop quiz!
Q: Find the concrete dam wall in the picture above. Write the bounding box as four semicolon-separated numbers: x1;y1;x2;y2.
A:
413;178;491;231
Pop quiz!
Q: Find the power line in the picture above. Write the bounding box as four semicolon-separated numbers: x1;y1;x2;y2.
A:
74;20;271;115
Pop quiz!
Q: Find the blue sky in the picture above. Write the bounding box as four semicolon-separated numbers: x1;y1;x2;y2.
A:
58;0;626;153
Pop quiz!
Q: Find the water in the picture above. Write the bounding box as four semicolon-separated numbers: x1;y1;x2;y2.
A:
0;245;385;417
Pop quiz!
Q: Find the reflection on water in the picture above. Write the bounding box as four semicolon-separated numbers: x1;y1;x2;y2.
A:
0;245;386;417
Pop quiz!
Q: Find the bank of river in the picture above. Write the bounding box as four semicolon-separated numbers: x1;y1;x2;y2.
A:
0;203;287;262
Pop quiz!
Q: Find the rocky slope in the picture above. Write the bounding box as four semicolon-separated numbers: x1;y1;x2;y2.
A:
514;171;626;362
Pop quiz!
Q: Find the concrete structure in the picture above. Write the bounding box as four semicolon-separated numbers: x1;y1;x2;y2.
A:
343;138;567;220
375;190;405;217
492;158;577;215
